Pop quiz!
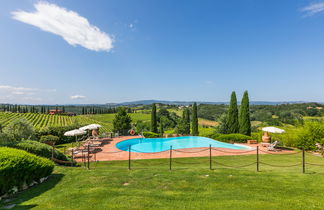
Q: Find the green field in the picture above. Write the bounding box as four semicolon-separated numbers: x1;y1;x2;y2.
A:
2;154;324;209
0;112;151;133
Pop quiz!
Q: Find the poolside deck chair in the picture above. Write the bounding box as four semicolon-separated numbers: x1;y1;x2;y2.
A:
267;141;279;151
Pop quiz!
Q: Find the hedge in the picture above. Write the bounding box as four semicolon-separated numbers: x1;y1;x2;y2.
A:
143;131;160;138
0;147;54;196
212;133;253;143
14;140;68;161
34;124;86;144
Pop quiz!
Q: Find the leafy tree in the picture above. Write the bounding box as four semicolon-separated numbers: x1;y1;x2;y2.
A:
227;91;239;133
192;103;199;136
176;109;190;135
40;135;60;146
134;120;149;134
239;91;251;136
113;107;132;135
151;104;158;133
216;113;229;134
3;119;34;141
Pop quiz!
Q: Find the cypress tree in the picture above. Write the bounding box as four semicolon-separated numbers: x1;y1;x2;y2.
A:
151;103;158;133
184;108;190;134
239;91;251;136
192;103;199;136
160;119;164;137
227;91;239;133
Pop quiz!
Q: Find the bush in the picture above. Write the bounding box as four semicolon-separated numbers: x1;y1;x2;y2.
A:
251;132;262;142
143;131;160;138
35;124;83;144
296;121;324;150
213;133;253;143
0;147;54;196
14;140;68;161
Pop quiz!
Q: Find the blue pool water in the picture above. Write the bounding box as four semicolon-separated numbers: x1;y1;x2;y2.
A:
116;136;251;153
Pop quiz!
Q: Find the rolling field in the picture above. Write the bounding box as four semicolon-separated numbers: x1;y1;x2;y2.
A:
0;112;216;135
0;112;75;129
0;112;151;133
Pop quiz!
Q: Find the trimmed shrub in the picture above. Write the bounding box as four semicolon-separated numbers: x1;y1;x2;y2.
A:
0;147;54;196
143;131;160;138
251;132;262;142
214;133;252;143
14;140;68;161
35;124;84;144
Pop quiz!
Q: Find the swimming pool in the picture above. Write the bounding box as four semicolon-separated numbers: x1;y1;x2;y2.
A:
116;136;252;153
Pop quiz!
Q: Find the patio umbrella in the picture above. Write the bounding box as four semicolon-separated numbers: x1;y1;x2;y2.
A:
79;124;102;131
262;127;285;134
64;129;87;146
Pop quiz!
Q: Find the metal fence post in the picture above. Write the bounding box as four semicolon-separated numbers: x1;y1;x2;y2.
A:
302;148;305;173
209;144;212;170
128;145;131;170
169;145;172;171
257;146;259;172
87;145;90;170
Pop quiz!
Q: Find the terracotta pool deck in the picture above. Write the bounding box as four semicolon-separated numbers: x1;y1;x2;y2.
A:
74;136;296;162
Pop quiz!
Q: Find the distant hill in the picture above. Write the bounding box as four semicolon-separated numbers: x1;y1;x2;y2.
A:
107;100;322;106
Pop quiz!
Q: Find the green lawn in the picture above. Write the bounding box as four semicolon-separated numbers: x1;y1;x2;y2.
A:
2;154;324;209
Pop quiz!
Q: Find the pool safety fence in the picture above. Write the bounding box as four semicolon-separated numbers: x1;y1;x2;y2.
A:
64;145;324;173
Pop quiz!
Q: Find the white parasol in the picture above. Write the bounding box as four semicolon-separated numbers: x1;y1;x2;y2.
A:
64;129;87;136
262;127;285;134
79;124;102;131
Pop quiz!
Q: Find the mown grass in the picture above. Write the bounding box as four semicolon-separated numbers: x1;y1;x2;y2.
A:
3;153;324;210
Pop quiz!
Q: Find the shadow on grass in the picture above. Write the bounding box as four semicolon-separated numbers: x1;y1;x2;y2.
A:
1;173;64;210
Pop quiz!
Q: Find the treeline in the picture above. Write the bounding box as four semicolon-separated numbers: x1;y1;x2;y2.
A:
0;104;133;115
197;102;323;125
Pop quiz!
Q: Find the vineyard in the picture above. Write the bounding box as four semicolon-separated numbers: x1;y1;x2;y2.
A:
0;112;151;133
0;112;111;132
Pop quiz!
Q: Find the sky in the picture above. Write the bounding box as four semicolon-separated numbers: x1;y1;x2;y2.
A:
0;0;324;104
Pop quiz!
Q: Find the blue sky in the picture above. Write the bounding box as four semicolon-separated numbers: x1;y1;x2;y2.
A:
0;0;324;104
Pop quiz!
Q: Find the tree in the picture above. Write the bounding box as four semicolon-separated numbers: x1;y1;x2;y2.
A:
113;107;132;135
40;135;60;146
239;91;251;136
184;108;190;134
160;119;164;137
192;103;199;136
227;91;239;133
3;119;34;141
151;103;158;133
216;113;229;134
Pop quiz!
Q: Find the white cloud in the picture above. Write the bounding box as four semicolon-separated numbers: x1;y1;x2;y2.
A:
0;85;55;95
301;2;324;16
12;2;113;52
70;95;86;100
0;85;36;92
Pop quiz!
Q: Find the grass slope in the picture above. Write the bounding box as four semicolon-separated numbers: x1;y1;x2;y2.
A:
2;154;324;209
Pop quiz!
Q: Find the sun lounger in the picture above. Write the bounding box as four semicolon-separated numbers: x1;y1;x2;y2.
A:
267;141;279;151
